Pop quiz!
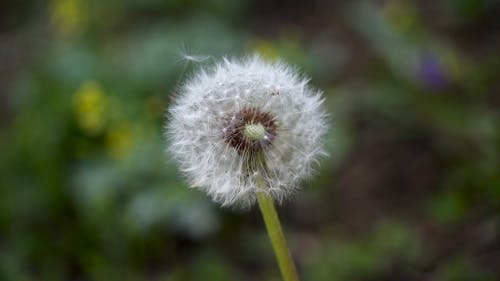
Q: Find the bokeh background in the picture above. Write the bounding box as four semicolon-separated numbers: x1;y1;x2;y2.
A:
1;0;499;280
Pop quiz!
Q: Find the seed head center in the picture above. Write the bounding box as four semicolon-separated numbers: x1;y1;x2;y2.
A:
222;108;277;153
243;122;266;141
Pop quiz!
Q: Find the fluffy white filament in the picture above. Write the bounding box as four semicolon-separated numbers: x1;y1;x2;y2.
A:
166;55;328;208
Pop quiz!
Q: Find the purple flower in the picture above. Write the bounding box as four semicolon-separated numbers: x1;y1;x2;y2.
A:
418;54;449;90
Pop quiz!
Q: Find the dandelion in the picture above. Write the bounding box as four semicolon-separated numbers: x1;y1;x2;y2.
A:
166;55;328;281
167;55;327;206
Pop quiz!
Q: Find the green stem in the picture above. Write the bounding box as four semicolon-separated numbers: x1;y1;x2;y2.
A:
256;176;300;281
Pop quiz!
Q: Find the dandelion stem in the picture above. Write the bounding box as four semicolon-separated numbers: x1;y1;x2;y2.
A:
256;176;300;281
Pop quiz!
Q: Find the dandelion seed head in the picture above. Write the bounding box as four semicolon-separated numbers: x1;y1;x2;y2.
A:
166;55;328;208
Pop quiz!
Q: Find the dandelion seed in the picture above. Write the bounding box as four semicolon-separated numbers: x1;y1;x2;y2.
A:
176;43;211;64
166;55;328;208
180;53;211;63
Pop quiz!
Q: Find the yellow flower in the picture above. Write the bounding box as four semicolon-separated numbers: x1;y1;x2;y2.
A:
383;0;418;32
251;40;280;60
51;0;87;37
74;81;106;136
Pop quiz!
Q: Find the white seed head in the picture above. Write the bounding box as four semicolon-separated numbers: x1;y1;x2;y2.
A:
166;55;328;208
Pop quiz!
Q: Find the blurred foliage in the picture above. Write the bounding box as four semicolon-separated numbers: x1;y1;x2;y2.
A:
0;0;499;280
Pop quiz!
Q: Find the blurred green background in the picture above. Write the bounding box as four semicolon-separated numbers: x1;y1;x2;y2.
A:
0;0;499;280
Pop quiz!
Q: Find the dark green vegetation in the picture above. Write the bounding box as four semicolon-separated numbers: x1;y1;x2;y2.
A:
0;0;499;280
